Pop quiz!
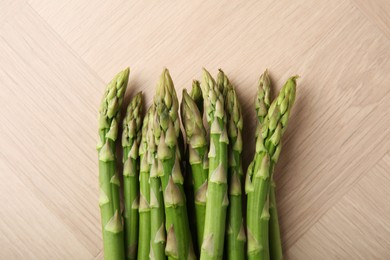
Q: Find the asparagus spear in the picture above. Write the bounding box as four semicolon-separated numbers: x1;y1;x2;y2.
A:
154;69;195;259
245;70;272;260
149;108;167;260
138;106;153;260
200;68;229;260
97;68;129;260
181;89;208;253
246;74;297;260
122;92;143;260
267;76;297;260
217;70;245;260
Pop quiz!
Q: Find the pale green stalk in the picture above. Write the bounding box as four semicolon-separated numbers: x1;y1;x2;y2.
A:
245;69;272;260
154;69;195;259
200;68;229;260
97;68;129;260
122;92;143;259
266;76;297;260
246;74;297;260
149;108;167;260
246;148;271;260
138;106;153;260
269;182;282;260
217;70;245;260
181;89;208;254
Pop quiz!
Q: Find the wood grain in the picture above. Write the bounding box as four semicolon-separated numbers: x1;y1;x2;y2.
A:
350;0;390;39
288;152;390;259
0;3;103;259
1;0;389;259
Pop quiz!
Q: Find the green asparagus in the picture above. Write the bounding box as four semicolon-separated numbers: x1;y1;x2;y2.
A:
181;89;208;253
267;76;297;260
149;168;167;260
97;68;129;260
245;70;272;260
138;106;153;260
217;70;245;260
122;92;143;259
246;73;297;260
154;69;195;259
149;106;167;260
269;183;282;260
96;66;297;260
200;68;229;260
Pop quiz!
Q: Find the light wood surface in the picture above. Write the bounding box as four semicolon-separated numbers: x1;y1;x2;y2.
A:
0;1;389;259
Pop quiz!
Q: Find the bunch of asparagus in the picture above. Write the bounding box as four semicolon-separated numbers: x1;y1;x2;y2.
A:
97;67;297;260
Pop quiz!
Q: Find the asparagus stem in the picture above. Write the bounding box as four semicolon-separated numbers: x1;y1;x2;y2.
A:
154;69;195;259
246;151;271;260
246;74;297;259
218;70;245;260
138;106;153;260
181;88;199;256
97;68;129;260
122;92;143;259
200;69;229;260
269;181;283;260
147;102;167;260
181;89;208;254
150;158;167;260
267;76;298;260
246;70;272;260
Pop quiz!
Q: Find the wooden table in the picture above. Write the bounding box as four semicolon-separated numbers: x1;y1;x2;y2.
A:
1;0;389;259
